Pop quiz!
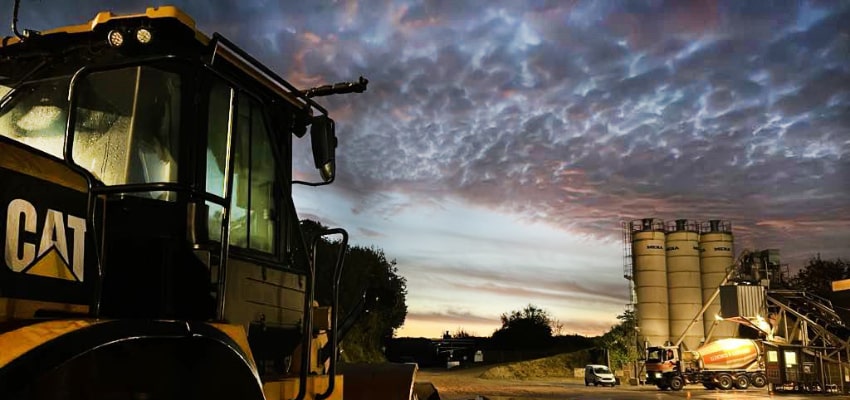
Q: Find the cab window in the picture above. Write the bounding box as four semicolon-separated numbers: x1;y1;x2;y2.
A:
229;94;276;253
205;81;232;242
0;77;70;158
72;66;181;191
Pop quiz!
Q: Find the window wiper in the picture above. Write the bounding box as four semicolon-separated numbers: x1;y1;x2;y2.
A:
0;58;49;110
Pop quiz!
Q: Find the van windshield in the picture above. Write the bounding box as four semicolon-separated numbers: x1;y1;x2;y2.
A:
594;366;610;374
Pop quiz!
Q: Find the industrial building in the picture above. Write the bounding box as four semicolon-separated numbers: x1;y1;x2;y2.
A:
623;218;850;393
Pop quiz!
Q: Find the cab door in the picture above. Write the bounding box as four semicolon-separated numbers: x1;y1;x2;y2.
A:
202;78;306;373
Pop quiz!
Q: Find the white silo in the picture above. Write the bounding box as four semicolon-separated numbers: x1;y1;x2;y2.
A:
665;219;704;350
699;220;736;340
631;218;669;346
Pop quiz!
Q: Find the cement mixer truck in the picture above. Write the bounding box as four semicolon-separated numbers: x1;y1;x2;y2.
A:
645;338;768;391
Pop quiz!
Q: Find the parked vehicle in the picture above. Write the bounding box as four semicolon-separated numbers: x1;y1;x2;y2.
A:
584;364;617;387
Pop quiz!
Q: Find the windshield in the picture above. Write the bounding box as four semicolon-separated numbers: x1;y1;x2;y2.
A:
0;66;181;195
72;66;181;190
647;348;663;362
0;77;70;158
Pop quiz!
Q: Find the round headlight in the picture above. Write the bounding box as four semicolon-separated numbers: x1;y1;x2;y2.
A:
107;30;124;47
136;28;152;44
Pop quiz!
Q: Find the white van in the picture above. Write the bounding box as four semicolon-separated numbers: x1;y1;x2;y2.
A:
584;364;616;386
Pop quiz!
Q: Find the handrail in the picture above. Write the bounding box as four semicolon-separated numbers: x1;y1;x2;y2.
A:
293;228;347;400
317;228;348;400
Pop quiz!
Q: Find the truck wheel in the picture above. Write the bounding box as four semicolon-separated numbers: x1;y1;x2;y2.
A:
750;373;767;388
734;374;750;389
669;376;684;391
716;373;734;390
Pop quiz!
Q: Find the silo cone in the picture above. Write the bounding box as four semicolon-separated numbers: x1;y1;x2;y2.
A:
666;220;704;350
632;218;669;347
700;220;736;340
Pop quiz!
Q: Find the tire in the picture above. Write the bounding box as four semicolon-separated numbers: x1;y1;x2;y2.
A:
734;374;750;390
750;373;767;388
716;373;734;390
669;376;685;391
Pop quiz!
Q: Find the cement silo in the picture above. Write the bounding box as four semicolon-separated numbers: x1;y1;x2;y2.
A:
631;218;669;346
665;219;704;350
699;220;736;340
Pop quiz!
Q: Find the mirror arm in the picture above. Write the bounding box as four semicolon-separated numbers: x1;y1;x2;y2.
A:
303;76;368;99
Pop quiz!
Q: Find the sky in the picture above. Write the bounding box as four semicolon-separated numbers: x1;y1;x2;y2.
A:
6;0;849;338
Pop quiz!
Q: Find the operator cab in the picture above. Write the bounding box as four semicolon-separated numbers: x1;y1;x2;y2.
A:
0;6;346;376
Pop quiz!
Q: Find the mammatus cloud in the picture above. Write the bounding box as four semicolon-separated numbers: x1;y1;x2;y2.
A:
283;1;849;268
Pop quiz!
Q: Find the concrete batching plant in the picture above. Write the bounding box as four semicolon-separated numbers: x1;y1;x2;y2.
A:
623;224;850;393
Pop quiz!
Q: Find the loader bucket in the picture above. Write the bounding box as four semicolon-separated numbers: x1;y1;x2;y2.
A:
338;362;432;400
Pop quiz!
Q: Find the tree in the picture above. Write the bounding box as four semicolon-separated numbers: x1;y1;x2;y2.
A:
788;256;849;298
452;328;473;339
491;304;555;349
301;220;408;362
595;309;639;371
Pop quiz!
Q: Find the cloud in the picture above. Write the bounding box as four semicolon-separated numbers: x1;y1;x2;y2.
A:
406;309;496;325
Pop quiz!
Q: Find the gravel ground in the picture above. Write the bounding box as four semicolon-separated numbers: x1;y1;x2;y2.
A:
416;366;582;400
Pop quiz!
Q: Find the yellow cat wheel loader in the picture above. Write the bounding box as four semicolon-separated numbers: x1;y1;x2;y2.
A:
0;3;422;399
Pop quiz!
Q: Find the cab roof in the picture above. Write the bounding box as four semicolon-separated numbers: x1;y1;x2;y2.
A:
0;6;207;47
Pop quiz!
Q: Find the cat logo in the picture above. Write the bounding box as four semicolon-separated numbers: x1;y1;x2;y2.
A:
4;198;86;282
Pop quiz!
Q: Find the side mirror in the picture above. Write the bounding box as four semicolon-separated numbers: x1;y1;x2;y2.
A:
310;115;336;182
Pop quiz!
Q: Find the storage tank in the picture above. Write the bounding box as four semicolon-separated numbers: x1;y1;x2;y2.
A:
699;220;736;340
665;219;704;350
631;218;669;347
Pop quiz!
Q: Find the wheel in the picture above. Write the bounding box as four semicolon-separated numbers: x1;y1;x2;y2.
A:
734;374;750;390
585;380;590;386
716;373;734;390
750;373;767;388
669;376;685;391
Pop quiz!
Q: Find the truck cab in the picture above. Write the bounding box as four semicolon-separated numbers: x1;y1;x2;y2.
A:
645;346;684;390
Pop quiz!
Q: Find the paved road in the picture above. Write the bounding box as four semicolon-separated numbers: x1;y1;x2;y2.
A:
478;387;834;400
497;384;820;400
438;380;837;400
418;368;843;400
